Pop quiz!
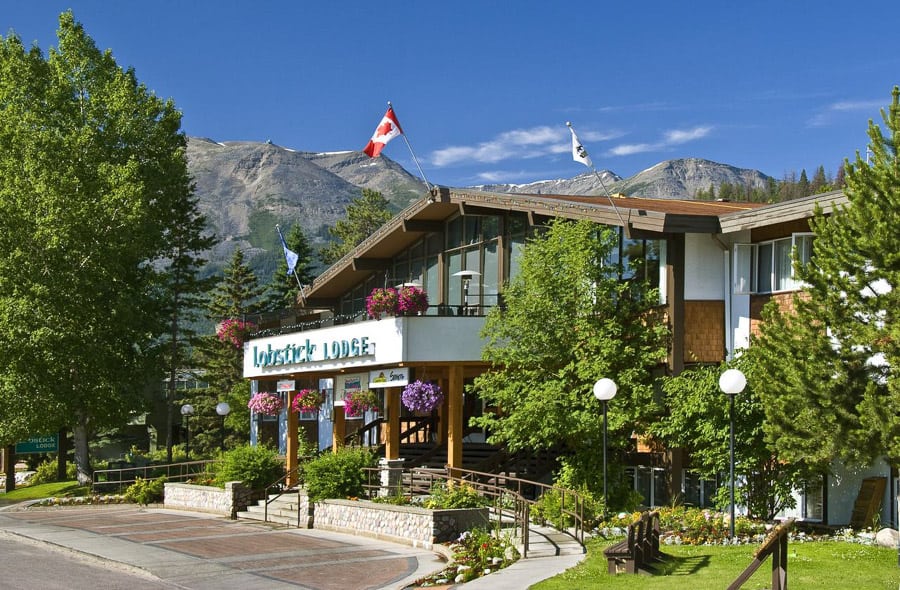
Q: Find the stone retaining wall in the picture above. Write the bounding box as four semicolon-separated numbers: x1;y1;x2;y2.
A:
313;499;489;549
163;481;254;516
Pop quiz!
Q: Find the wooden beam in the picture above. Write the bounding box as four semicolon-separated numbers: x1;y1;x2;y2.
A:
351;257;392;271
447;365;464;475
459;203;502;217
384;387;400;460
286;392;299;487
332;406;346;452
527;211;553;227
402;219;444;233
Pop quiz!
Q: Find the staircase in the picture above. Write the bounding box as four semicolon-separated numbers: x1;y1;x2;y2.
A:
237;488;311;528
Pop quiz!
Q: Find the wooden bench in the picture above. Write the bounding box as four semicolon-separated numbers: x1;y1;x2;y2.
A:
604;510;661;574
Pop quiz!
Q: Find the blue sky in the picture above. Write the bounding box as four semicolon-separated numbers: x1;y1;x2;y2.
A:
4;2;898;189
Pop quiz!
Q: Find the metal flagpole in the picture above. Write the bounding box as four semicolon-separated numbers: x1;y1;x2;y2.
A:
566;122;627;229
389;101;432;192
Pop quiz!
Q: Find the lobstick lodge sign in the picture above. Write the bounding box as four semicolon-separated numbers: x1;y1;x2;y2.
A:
252;336;373;369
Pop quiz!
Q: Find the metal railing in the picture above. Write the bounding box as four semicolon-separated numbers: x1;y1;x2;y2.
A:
91;459;217;493
363;465;533;557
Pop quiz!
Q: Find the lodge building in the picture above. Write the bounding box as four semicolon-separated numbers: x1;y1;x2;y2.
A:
242;186;894;528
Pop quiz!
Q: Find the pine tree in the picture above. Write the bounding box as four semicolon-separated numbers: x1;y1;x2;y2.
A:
751;86;900;468
262;224;317;311
320;189;393;265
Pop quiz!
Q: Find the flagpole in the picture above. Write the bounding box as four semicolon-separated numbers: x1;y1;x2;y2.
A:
389;101;432;192
566;122;627;229
276;224;304;291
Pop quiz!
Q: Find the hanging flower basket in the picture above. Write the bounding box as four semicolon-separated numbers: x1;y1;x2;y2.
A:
216;318;257;348
397;285;429;315
247;392;284;416
291;388;323;413
344;389;380;417
366;287;399;319
401;380;444;413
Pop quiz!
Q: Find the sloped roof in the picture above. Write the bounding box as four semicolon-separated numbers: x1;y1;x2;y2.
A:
304;187;844;305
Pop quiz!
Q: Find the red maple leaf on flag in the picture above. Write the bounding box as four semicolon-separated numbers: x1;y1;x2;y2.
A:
376;121;394;137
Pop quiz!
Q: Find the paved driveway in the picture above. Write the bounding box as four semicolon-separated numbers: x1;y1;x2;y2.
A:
0;505;444;590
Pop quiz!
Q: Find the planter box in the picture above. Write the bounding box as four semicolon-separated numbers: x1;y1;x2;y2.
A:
163;481;254;517
313;499;489;550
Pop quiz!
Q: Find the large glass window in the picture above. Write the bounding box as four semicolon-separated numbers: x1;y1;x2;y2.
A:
733;233;814;295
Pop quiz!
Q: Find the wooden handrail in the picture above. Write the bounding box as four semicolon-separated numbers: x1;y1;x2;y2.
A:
728;518;794;590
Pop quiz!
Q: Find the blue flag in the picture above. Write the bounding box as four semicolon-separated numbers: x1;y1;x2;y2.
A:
277;226;299;276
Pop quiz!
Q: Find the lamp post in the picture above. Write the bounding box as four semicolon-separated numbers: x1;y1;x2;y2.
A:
719;368;746;541
593;378;618;519
215;402;231;451
180;404;194;460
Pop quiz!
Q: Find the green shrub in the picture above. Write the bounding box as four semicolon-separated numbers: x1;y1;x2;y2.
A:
124;476;166;505
531;485;605;530
422;481;491;509
215;444;284;491
29;460;76;485
303;446;376;501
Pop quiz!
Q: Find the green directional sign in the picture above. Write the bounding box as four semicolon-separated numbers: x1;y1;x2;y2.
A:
15;434;59;454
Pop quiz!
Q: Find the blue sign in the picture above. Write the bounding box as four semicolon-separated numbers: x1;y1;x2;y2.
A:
15;434;59;454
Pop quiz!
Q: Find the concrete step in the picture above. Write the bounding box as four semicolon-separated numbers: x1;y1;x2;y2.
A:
235;509;302;527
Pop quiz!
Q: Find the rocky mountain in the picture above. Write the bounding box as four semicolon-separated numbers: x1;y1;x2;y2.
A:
186;137;428;278
185;138;771;282
477;158;771;198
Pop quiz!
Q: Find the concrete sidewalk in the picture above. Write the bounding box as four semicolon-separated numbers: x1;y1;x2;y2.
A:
0;503;586;589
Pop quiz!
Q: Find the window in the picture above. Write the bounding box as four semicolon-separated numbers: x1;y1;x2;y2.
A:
625;466;669;507
733;233;813;294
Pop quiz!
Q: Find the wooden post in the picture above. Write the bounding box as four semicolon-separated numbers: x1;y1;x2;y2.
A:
286;392;299;487
332;405;346;452
436;377;448;445
447;365;464;475
384;387;400;460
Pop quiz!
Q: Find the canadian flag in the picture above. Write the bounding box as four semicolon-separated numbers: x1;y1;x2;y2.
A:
363;106;403;157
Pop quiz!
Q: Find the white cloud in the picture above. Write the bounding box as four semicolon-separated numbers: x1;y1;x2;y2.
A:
607;125;713;156
430;125;622;167
665;126;712;144
807;99;885;127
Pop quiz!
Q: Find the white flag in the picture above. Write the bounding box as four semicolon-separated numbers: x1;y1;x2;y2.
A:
567;122;592;168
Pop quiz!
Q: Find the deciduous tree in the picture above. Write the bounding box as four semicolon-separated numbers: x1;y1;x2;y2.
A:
0;13;207;484
470;219;667;501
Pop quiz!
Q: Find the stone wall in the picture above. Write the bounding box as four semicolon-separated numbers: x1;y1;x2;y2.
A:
164;481;254;517
313;499;489;549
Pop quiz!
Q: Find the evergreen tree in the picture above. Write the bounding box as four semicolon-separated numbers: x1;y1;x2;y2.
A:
197;247;265;432
470;219;667;502
797;169;810;197
262;224;317;311
751;86;900;469
0;13;205;483
320;189;393;265
810;165;829;194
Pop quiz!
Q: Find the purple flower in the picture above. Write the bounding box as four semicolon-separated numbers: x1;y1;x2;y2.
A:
401;380;444;413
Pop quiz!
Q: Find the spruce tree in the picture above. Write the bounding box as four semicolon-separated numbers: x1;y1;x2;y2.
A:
320;189;393;265
263;224;317;311
751;86;900;468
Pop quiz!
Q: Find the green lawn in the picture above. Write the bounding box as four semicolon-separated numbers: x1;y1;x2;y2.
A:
0;481;87;503
534;537;900;590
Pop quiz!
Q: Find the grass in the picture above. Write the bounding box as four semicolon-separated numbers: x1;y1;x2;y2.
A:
0;481;88;503
533;537;900;590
